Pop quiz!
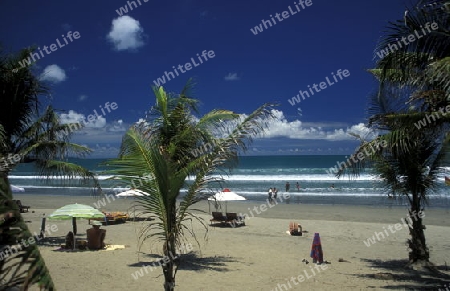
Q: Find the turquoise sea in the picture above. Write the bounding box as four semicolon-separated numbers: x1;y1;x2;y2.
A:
8;155;450;208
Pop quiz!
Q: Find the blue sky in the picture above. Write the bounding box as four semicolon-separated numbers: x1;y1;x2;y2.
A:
0;0;409;157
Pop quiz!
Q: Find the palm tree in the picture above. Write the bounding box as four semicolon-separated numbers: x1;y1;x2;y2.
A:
106;81;275;290
337;1;450;267
0;46;99;290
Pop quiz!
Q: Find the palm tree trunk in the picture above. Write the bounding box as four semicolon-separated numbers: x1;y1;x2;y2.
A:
162;255;175;291
407;192;429;264
162;209;177;291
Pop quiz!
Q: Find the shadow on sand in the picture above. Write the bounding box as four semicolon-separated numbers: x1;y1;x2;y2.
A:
353;258;450;290
129;252;238;272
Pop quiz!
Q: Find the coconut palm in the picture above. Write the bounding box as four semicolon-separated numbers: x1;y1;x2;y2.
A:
337;1;450;267
106;81;275;290
0;46;99;290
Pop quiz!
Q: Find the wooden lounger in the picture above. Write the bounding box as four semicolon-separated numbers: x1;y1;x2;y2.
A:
210;212;227;225
225;213;246;227
13;200;30;213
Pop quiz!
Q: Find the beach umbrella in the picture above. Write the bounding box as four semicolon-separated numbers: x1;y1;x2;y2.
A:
207;189;246;213
47;203;105;235
10;185;25;192
116;189;149;197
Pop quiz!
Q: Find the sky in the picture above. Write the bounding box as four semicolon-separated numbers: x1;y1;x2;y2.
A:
0;0;411;157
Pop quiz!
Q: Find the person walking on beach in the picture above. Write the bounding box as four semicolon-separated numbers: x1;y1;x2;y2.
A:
296;182;301;191
273;188;278;200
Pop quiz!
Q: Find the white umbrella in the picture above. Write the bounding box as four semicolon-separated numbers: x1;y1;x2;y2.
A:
11;185;25;192
116;189;149;197
207;189;246;212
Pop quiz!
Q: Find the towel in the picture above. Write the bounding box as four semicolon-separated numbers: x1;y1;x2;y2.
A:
104;244;126;251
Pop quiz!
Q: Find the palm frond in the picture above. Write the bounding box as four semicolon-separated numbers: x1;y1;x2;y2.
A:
0;178;55;290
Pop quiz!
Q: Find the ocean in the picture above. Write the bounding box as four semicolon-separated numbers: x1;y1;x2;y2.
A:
8;155;450;208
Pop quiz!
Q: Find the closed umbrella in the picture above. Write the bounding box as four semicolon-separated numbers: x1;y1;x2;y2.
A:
47;203;105;235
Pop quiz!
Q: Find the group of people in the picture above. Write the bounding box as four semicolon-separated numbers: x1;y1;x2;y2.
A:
267;187;278;202
267;181;302;202
285;181;301;192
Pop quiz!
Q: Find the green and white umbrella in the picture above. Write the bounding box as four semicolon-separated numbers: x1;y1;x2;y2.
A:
47;203;105;235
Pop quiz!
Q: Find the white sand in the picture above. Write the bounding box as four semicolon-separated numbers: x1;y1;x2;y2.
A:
13;195;450;291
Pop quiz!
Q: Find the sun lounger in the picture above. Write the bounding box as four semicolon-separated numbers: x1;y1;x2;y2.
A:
104;212;128;224
89;211;128;225
289;222;302;236
13;200;30;213
225;212;245;226
210;211;227;225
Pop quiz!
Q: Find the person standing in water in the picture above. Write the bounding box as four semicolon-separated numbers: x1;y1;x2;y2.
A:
285;182;291;204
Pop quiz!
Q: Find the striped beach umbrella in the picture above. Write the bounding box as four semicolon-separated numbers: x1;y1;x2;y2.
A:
47;203;105;234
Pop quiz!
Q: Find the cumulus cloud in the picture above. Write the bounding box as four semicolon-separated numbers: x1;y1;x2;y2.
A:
241;109;374;141
59;110;84;124
224;73;240;81
39;65;66;83
109;119;127;132
107;16;145;51
204;109;372;143
59;110;106;128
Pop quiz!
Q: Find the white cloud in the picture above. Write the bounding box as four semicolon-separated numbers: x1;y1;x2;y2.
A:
87;116;107;128
109;119;127;132
107;16;145;51
59;110;106;128
59;110;84;124
250;110;375;141
39;65;66;83
224;73;240;81
204;109;372;142
56;112;127;157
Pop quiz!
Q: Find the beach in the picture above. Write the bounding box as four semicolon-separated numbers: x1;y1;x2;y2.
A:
16;194;450;291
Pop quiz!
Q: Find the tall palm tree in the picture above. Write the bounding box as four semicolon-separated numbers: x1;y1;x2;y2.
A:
106;81;275;290
0;46;99;290
337;1;450;267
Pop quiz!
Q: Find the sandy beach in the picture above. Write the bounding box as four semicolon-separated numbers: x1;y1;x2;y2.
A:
15;194;450;291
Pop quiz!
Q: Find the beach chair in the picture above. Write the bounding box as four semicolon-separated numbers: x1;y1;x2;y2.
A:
104;211;128;224
13;200;30;213
225;212;246;227
289;222;302;236
210;212;227;225
89;211;128;225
